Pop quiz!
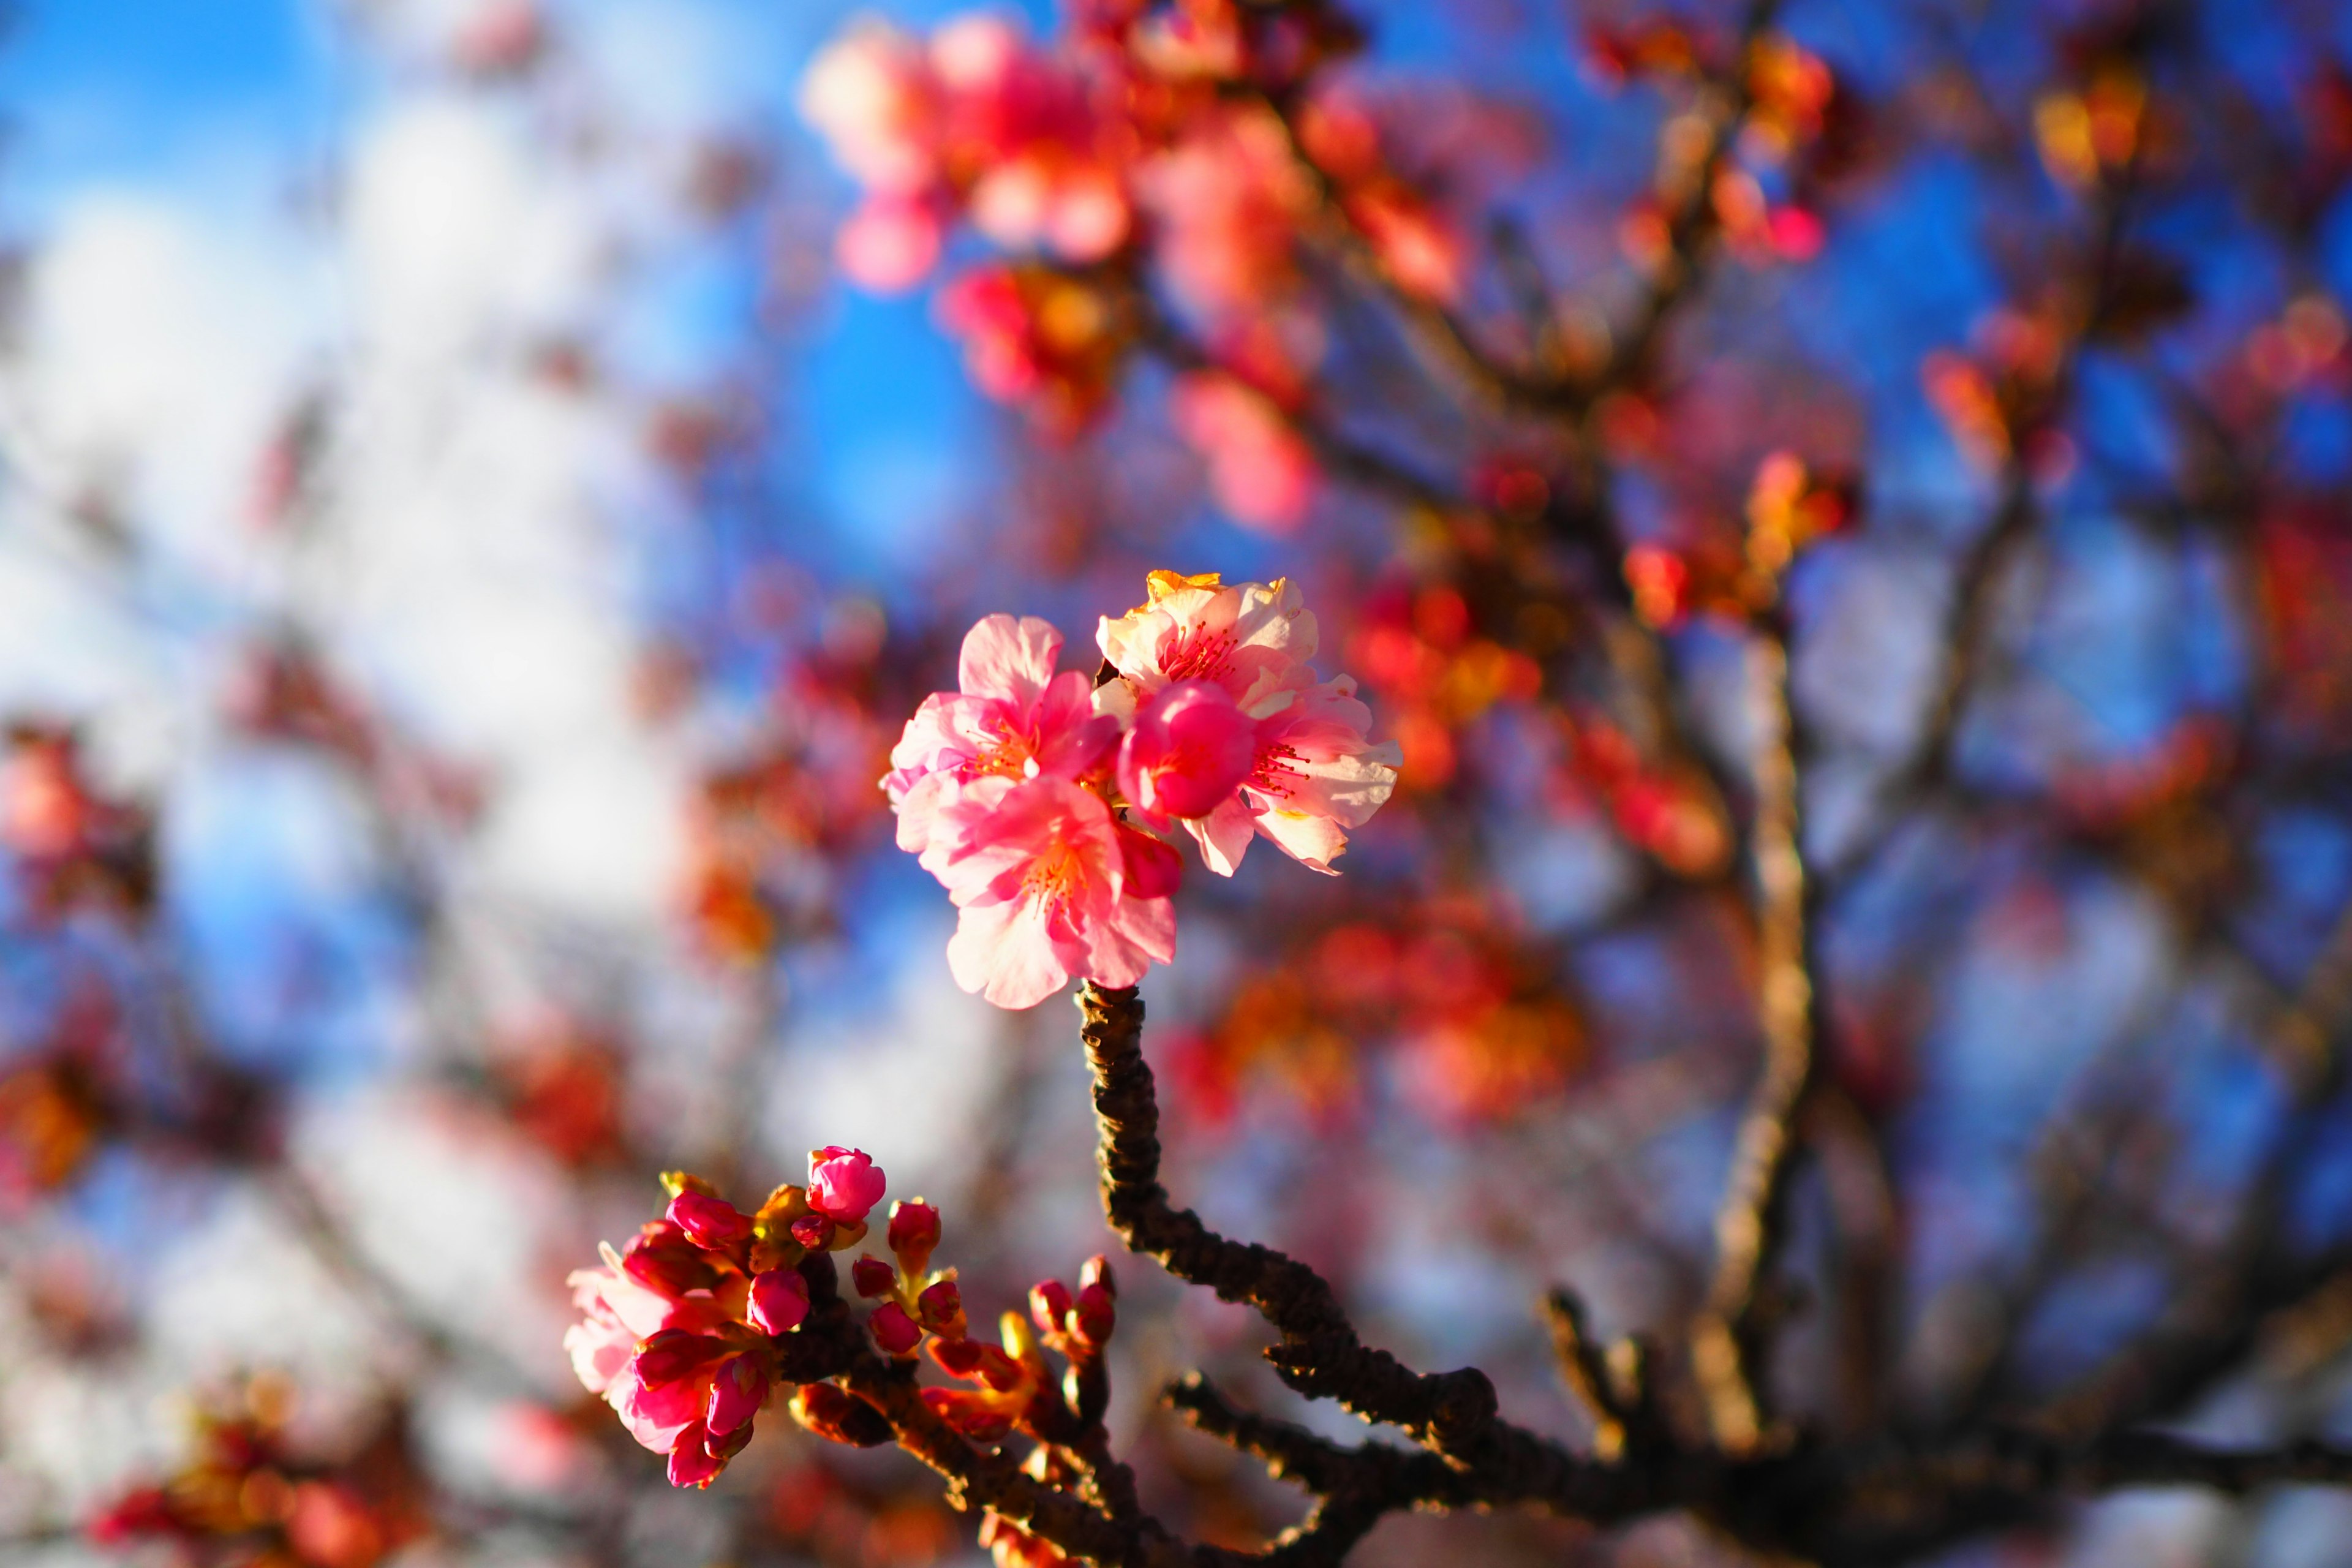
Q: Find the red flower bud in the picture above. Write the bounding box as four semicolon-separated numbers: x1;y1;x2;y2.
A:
850;1257;898;1298
667;1422;723;1489
747;1268;809;1335
622;1224;720;1295
789;1213;836;1250
1079;1254;1116;1299
790;1383;892;1447
917;1279;964;1333
887;1199;941;1270
704;1353;769;1438
666;1190;754;1251
634;1329;729;1388
1072;1283;1115;1346
869;1300;922;1355
1028;1280;1073;1336
929;1335;986;1377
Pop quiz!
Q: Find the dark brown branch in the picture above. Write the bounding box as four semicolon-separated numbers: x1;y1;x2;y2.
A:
1078;981;1505;1453
1542;1288;1629;1460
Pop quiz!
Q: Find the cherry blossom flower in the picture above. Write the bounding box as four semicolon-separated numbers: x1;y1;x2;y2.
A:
931;775;1179;1009
884;614;1118;864
1098;573;1398;874
1115;680;1256;829
1168;372;1319;530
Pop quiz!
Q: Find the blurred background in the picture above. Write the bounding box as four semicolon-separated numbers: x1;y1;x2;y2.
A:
1;0;2351;1564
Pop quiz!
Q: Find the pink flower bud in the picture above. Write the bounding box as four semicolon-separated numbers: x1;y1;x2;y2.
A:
789;1213;836;1250
667;1423;723;1489
1117;680;1256;827
704;1354;769;1438
807;1147;888;1224
916;1279;963;1332
1029;1279;1073;1336
850;1257;899;1298
886;1200;941;1271
1079;1254;1116;1298
666;1190;754;1251
1072;1283;1115;1346
747;1268;810;1335
869;1300;922;1355
929;1335;986;1377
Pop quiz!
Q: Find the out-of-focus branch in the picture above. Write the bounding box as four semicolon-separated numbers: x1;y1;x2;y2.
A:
1692;624;1820;1454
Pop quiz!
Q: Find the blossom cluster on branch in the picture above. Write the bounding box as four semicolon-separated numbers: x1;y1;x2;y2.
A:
886;572;1399;1007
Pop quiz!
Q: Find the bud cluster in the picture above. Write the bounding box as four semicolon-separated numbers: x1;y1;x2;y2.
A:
564;1147;886;1489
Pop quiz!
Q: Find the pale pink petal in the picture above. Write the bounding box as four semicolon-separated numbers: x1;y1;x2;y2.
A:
958;614;1064;705
948;897;1070;1009
1184;796;1257;876
1249;805;1352;873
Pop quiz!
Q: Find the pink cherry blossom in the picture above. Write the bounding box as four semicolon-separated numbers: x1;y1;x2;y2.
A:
1169;372;1320;532
1099;574;1396;874
809;1146;888;1224
836;194;946;293
884;614;1118;862
1116;680;1256;828
1182;673;1401;875
1134;104;1313;322
799;23;944;197
930;774;1178;1009
1095;571;1318;705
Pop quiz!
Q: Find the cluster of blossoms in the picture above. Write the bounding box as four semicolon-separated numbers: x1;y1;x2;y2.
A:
567;1145;1126;1555
565;1147;888;1488
1167;898;1586;1126
885;573;1400;1008
88;1377;421;1568
800;3;1488;530
0;724;156;919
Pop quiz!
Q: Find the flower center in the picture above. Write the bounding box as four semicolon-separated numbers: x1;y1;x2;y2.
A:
965;714;1038;780
1250;742;1304;799
1159;627;1238;685
1022;839;1087;927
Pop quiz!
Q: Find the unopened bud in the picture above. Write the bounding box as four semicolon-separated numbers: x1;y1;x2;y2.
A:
667;1422;723;1489
850;1257;898;1298
930;1335;986;1377
747;1268;809;1335
1079;1254;1116;1299
887;1199;941;1272
869;1300;922;1355
917;1279;964;1333
791;1383;892;1447
1029;1280;1074;1336
807;1147;887;1225
1072;1283;1115;1346
704;1354;769;1438
666;1190;754;1251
